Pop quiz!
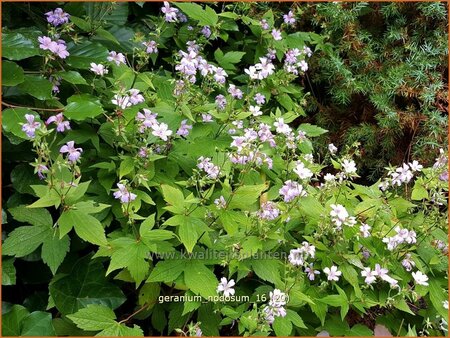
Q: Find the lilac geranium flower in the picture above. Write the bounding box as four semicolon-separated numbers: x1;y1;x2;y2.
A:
60;141;83;163
176;119;193;137
254;93;266;105
201;26;211;38
49;41;70;59
107;51;126;65
45;8;70;26
113;183;137;203
38;36;53;50
151;122;173;141
161;2;178;22
22;114;41;138
143;41;158;54
46;113;70;132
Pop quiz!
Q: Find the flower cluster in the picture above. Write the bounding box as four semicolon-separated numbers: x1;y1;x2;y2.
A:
279;180;306;202
283;47;311;74
228;124;275;169
143;40;158;54
112;88;145;109
90;63;108;76
323;265;342;282
46;113;71;132
135;109;173;141
329;204;356;230
197;157;220;179
361;264;398;287
38;36;69;59
379;161;422;190
288;242;316;267
175;45;227;85
382;226;417;250
45;8;70;26
245;56;275;80
257;201;280;221
263;289;287;325
161;1;178;22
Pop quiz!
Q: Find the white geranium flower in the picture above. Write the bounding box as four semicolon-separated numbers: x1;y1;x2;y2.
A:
217;277;235;297
151;122;172;141
323;265;341;281
412;271;429;286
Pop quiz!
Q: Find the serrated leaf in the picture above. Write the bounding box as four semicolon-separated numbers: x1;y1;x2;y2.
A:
273;315;292;336
119;156;135;178
49;255;126;315
66;41;109;69
67;304;116;331
174;3;218;26
251;259;282;286
297;123;328;137
161;184;185;214
20;311;56;336
393;297;415;315
2;305;30;336
184;261;217;298
228;184;267;210
3;225;51;257
178;216;203;253
107;239;148;285
9;205;53;227
58;209;107;246
65;180;91;205
285;309;307;328
147;259;186;283
41;230;70;274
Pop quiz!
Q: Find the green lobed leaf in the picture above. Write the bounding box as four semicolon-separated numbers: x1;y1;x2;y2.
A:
2;32;40;60
49;255;126;315
147;259;186;283
66;41;109;69
9;204;53;227
174;3;218;26
2;225;51;257
184;261;218;298
58;209;107;246
17;75;53;100
272;315;293;336
2;60;24;86
41;230;70;275
67;304;116;331
2;258;16;286
64;94;104;121
228;184;268;210
56;71;89;85
2;305;30;336
20;311;56;336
